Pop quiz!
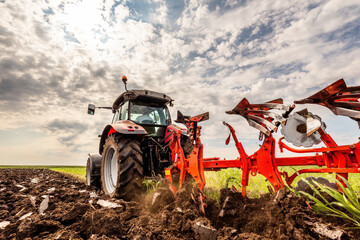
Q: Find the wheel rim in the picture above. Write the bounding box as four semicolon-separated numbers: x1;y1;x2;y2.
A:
104;146;118;194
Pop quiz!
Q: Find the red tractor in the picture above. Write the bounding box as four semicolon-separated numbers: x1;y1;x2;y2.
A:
86;77;202;200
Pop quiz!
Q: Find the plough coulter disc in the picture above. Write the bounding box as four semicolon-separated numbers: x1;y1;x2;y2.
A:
281;110;326;147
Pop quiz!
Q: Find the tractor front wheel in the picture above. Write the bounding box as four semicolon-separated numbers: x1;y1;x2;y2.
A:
101;135;144;200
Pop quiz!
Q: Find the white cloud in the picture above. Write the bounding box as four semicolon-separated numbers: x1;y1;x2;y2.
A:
0;0;360;165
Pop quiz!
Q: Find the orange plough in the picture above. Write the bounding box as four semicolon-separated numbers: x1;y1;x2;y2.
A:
165;79;360;198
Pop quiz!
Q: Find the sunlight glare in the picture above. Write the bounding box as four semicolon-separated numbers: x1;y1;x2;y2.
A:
62;1;104;42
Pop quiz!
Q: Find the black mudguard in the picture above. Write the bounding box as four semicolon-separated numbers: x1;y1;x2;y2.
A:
86;153;101;187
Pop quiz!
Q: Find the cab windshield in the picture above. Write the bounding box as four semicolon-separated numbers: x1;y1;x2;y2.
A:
129;100;171;125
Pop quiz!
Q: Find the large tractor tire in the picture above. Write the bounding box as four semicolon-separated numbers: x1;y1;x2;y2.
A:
101;135;144;200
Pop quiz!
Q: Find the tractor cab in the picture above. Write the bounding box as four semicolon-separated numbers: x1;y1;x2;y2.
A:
112;89;173;138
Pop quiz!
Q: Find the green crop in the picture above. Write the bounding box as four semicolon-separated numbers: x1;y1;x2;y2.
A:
142;178;159;193
297;175;360;229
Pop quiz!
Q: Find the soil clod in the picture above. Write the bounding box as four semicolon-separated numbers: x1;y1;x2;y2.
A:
192;218;217;240
0;169;358;239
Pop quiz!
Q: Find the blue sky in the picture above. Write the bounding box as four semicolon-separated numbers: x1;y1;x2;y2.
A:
0;0;360;165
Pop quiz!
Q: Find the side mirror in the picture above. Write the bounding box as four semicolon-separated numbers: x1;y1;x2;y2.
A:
88;104;96;115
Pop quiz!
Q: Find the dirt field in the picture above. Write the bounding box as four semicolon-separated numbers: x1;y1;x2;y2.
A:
0;169;359;239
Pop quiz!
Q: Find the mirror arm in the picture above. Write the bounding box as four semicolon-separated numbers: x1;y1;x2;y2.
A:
97;107;113;110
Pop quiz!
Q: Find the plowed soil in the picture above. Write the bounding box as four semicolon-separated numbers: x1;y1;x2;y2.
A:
0;169;359;239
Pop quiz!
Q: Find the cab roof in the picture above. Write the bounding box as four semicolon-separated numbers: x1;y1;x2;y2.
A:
112;89;173;110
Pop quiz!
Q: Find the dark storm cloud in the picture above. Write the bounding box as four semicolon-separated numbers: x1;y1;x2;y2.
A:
55;88;72;100
34;21;50;41
0;55;44;74
59;135;77;146
88;61;109;79
46;119;89;147
0;25;15;47
0;57;20;71
47;119;88;132
92;67;106;78
0;47;104;111
0;10;107;113
0;55;48;109
0;73;44;101
0;25;14;36
0;37;15;47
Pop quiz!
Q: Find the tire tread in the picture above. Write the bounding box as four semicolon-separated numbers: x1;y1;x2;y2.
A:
101;135;144;200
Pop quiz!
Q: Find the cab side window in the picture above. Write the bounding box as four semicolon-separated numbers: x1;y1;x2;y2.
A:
120;101;129;120
112;110;120;123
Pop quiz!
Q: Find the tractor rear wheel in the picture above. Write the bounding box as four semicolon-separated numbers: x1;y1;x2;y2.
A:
101;135;144;200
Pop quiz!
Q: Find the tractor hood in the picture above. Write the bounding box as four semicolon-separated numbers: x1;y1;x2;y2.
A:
113;89;173;110
112;120;148;135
